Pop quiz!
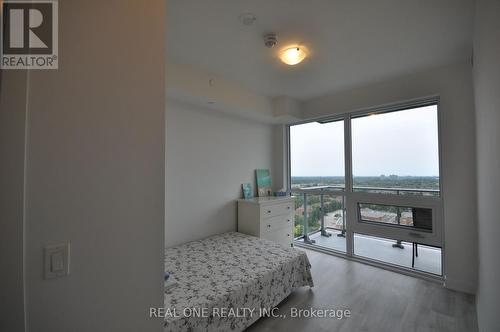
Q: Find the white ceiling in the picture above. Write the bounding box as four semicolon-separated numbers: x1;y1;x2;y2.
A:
167;0;474;101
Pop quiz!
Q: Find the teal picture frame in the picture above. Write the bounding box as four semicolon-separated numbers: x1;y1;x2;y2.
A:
255;169;272;197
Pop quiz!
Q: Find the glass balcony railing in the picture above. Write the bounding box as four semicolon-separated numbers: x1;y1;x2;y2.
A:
291;186;439;251
291;187;346;248
352;186;440;197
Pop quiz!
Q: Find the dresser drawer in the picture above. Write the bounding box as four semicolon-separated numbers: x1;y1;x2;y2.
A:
261;214;293;233
260;201;293;219
262;227;293;247
237;197;296;244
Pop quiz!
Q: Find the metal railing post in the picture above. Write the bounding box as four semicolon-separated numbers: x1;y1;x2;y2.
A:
338;195;346;237
393;189;404;249
320;193;332;237
302;193;315;244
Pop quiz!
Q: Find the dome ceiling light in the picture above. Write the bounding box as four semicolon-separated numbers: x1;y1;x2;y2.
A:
260;31;308;66
279;46;308;66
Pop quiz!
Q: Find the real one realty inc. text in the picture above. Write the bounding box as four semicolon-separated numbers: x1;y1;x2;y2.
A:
150;307;351;320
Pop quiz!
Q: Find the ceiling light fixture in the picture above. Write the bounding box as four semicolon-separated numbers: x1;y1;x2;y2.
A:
280;46;307;65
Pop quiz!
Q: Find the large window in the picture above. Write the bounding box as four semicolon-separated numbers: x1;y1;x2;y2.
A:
289;120;346;251
351;105;440;195
290;120;344;190
288;100;443;277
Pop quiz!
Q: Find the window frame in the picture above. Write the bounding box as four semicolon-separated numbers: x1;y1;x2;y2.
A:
286;96;445;278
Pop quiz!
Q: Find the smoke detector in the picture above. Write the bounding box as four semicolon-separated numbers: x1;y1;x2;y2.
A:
263;33;278;48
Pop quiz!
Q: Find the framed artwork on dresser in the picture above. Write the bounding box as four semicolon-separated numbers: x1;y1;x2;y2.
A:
242;183;253;199
255;169;272;197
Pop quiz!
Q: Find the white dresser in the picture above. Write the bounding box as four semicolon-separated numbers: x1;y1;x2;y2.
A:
237;196;295;247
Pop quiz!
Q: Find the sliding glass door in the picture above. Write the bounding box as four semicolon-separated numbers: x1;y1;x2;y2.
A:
288;100;443;277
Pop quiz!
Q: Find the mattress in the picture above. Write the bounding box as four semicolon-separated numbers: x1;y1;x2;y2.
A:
164;232;313;332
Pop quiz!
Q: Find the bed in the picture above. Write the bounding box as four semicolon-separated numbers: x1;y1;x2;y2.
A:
164;232;314;332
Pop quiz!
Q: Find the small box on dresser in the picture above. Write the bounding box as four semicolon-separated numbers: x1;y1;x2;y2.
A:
237;196;295;247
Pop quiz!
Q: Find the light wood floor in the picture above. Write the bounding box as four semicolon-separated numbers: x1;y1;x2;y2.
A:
246;249;477;332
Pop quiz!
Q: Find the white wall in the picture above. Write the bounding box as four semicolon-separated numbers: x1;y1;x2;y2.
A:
165;100;274;247
303;62;478;293
166;62;274;122
0;71;27;331
473;0;500;330
24;1;166;331
166;62;303;124
272;125;287;191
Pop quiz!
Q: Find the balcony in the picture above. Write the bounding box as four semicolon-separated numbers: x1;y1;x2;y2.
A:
292;186;442;276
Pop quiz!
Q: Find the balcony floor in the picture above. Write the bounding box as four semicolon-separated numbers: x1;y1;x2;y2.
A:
297;229;442;275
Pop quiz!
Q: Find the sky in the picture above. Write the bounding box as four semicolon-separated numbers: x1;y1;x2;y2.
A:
290;105;440;177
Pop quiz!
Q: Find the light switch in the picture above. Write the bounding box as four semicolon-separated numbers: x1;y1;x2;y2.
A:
51;252;64;272
44;242;70;279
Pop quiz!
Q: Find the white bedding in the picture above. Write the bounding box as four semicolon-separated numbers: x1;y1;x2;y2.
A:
164;232;313;332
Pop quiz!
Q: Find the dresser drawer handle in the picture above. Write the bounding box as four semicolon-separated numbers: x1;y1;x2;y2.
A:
267;210;271;214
